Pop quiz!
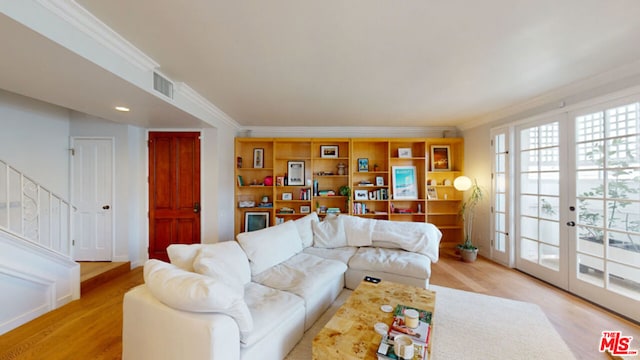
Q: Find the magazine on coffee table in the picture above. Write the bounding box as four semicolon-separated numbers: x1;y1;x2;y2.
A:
377;304;432;359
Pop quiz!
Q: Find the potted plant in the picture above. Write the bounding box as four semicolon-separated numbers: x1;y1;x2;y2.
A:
338;185;351;205
454;177;484;262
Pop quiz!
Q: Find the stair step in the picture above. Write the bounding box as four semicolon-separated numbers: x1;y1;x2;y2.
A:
80;262;131;295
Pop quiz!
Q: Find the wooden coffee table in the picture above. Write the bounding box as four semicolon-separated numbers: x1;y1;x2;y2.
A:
312;280;436;360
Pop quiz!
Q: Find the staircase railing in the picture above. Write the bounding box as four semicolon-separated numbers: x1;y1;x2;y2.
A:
0;159;73;257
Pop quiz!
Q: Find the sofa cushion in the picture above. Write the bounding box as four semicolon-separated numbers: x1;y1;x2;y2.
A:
167;243;206;271
340;215;374;246
303;246;358;265
193;241;251;291
253;253;347;300
312;214;347;248
237;220;303;275
143;259;253;332
240;282;305;347
294;212;319;248
348;247;431;279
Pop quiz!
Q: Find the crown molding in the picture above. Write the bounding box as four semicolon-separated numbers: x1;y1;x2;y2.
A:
36;0;159;71
175;82;241;130
458;59;640;131
238;126;459;139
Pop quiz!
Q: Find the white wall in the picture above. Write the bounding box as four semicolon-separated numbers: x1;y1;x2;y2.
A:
0;89;70;199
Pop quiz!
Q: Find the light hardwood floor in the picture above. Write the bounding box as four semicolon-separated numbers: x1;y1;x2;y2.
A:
1;250;638;359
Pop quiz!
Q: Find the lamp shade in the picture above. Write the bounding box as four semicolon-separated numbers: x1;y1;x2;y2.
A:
453;176;472;191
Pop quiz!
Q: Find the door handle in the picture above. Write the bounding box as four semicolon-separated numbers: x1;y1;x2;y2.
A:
566;221;575;227
102;205;110;210
193;202;200;213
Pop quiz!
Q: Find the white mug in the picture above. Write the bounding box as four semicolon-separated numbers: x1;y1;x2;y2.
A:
394;334;414;360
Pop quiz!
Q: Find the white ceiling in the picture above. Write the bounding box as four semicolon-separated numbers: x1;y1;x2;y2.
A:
4;1;640;129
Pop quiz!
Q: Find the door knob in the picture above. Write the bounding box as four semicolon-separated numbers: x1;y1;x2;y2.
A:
193;202;200;213
566;221;575;227
102;205;110;210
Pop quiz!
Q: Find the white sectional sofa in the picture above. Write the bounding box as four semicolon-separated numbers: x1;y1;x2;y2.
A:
122;213;441;360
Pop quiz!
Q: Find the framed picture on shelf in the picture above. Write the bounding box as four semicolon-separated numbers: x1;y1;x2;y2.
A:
354;189;368;200
430;145;451;171
244;212;269;232
375;176;384;186
300;205;311;214
358;158;369;172
320;145;339;158
282;192;293;200
287;161;305;185
276;176;284;186
427;186;438;199
391;166;418;200
398;148;412;158
253;148;264;168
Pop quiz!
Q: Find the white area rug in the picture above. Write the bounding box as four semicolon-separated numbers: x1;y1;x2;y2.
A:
285;285;576;359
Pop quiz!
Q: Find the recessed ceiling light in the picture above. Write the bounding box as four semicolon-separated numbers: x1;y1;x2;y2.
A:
115;106;130;112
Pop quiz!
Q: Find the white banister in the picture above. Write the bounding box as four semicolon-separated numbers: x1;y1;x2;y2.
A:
0;159;73;258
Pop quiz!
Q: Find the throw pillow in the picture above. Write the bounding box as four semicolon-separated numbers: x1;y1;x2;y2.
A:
167;244;205;271
341;214;374;246
312;214;348;248
144;259;253;332
236;220;303;275
294;212;319;248
193;241;251;293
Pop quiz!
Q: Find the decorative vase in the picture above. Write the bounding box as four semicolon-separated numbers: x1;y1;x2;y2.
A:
337;163;346;175
460;248;478;263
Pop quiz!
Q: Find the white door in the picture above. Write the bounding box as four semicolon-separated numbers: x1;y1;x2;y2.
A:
515;117;569;289
71;137;114;261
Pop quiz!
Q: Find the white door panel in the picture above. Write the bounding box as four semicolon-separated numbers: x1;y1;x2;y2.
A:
72;138;113;261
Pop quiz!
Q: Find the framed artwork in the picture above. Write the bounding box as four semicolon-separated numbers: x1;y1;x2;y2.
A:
358;158;369;172
427;186;438;200
320;145;339;158
392;166;418;200
398;148;412;158
354;189;368;200
253;148;264;168
300;205;311;214
244;212;269;232
282;192;293;200
287;161;305;185
430;145;451;171
276;176;284;186
376;176;385;186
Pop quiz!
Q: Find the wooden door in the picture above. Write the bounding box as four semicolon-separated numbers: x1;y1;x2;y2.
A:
148;132;201;261
72;137;114;261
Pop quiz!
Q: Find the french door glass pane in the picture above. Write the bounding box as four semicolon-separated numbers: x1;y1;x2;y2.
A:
578;253;604;286
540;243;560;270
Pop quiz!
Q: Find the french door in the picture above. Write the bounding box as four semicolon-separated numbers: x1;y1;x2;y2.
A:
570;99;640;321
511;99;640;321
490;127;512;266
515;117;568;289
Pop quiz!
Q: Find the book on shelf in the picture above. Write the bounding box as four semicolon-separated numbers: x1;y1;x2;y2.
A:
377;304;432;360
